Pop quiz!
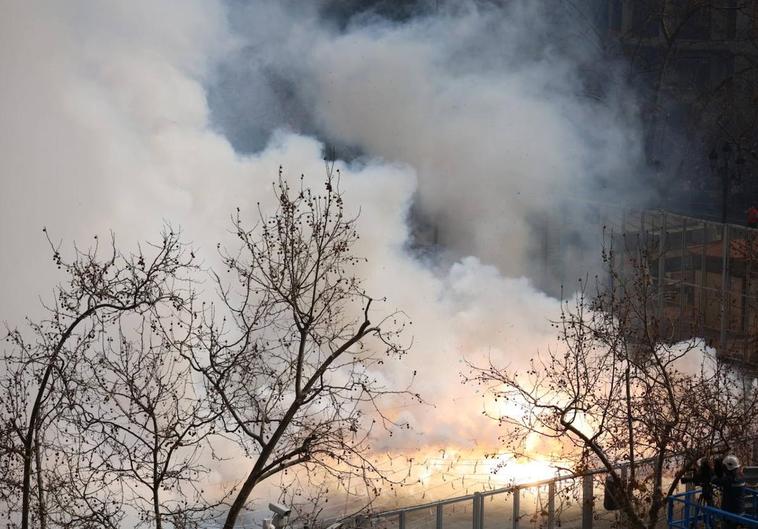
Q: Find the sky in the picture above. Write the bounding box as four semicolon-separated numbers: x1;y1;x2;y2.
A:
0;0;652;514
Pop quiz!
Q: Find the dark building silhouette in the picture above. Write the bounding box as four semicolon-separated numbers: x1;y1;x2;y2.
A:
583;0;758;224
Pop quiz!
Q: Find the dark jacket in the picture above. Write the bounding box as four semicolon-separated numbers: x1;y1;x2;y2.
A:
715;469;746;514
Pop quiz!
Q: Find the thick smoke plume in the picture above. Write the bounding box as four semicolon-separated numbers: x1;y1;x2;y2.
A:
0;0;649;511
212;0;650;283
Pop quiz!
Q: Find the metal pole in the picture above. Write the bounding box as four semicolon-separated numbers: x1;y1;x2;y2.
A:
700;222;707;334
741;227;750;334
543;215;549;288
472;493;481;529
547;482;556;529
721;223;729;352
681;217;687;330
659;213;667;318
620;209;626;281
582;475;593;529
436;503;443;529
399;511;406;529
722;156;730;225
683;490;691;526
641;211;647;250
478;493;484;529
512;488;520;529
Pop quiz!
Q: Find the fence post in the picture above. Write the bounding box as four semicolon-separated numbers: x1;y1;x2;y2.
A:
399;511;406;529
512;487;520;529
582;474;593;529
683;490;690;527
547;482;556;529
480;494;485;529
436;503;443;529
471;495;476;529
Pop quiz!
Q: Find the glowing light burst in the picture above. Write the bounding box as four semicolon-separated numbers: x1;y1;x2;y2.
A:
362;447;569;510
488;456;559;485
349;390;575;508
306;389;576;512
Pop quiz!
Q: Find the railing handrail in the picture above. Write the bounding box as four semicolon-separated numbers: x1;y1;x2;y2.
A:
668;487;758;528
366;468;599;519
360;454;666;520
348;447;756;523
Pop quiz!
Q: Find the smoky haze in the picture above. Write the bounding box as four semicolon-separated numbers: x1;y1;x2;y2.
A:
1;0;651;505
210;0;652;287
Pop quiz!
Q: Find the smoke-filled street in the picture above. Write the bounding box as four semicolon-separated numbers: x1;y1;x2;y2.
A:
2;2;758;529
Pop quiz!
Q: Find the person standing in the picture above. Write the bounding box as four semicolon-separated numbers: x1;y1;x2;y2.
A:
716;455;746;529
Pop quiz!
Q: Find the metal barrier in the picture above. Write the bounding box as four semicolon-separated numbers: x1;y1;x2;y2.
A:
346;468;617;529
667;488;758;528
334;458;758;529
610;209;758;369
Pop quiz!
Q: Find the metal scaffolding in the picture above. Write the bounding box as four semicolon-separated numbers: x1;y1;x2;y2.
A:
609;210;758;370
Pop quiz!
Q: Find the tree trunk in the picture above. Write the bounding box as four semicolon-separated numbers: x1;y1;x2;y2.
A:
35;425;46;529
153;485;162;529
223;474;259;529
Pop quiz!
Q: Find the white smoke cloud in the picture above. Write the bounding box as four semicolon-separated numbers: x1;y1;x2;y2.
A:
0;0;647;510
0;0;237;316
212;0;650;282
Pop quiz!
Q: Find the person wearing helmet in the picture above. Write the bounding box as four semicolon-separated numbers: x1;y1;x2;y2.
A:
715;455;746;528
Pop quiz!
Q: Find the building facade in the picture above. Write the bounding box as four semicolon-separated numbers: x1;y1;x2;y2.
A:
612;209;758;371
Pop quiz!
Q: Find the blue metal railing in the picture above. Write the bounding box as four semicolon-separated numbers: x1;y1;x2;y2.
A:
668;488;758;528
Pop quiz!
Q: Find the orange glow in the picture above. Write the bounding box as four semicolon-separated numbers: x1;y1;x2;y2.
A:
490;457;559;484
366;445;570;507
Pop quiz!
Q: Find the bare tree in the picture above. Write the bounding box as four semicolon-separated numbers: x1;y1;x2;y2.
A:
40;428;126;529
0;228;195;529
65;317;222;529
173;169;415;529
468;239;758;529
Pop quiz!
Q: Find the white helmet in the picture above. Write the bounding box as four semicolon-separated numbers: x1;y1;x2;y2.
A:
722;455;741;471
